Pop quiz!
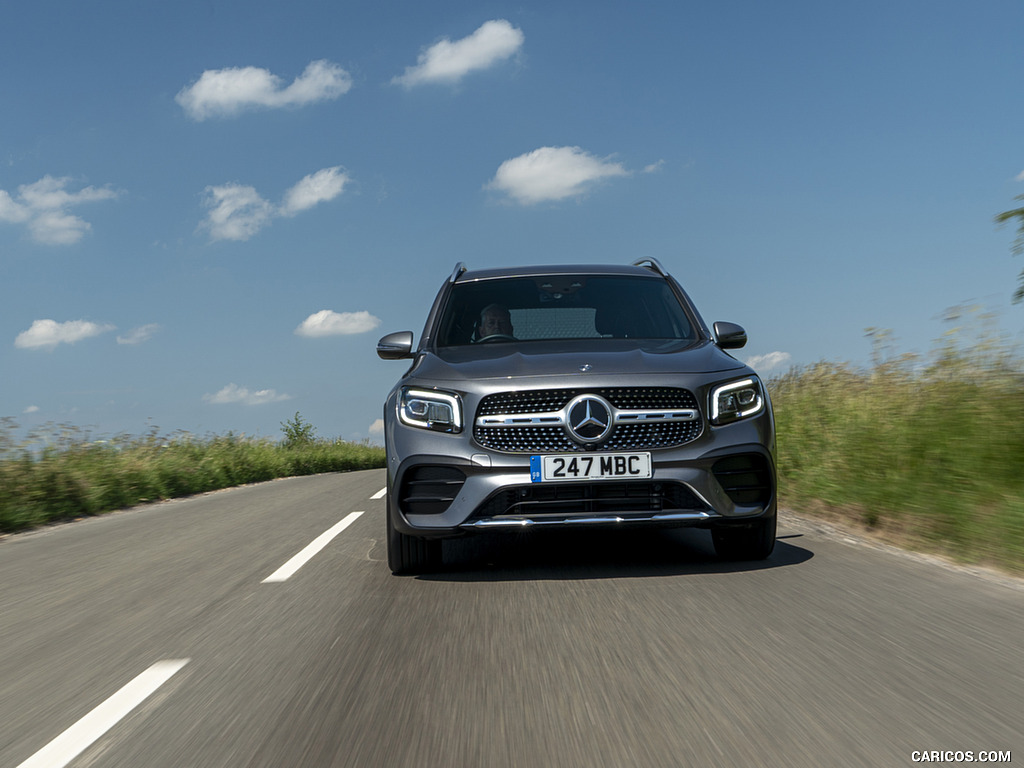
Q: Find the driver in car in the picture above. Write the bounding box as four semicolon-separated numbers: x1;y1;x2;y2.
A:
476;303;515;341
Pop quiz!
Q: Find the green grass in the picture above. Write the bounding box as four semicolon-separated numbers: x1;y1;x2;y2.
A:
0;420;385;534
771;323;1024;574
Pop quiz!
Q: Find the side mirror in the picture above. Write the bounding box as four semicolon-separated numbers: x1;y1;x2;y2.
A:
713;321;747;350
377;331;414;360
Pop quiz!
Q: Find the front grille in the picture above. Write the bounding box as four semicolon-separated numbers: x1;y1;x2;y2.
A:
398;466;466;515
471;481;709;519
474;387;703;453
476;387;697;415
477;426;578;453
712;454;773;505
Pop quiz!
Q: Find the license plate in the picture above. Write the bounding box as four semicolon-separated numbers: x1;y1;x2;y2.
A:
530;453;652;482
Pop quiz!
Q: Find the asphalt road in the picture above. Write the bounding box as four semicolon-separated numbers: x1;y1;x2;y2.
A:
0;469;1020;768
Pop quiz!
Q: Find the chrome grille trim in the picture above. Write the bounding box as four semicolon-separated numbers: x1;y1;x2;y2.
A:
475;408;698;428
476;412;564;427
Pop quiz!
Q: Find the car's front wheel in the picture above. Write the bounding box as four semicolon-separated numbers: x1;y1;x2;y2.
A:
711;515;776;561
386;503;442;575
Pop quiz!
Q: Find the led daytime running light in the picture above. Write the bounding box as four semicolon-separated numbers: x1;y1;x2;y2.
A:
399;388;463;432
710;378;764;425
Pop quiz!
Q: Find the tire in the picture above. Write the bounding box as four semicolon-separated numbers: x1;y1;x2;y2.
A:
711;515;776;561
386;504;442;575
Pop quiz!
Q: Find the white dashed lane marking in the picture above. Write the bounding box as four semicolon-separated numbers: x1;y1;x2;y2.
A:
262;512;364;583
17;659;190;768
17;483;388;767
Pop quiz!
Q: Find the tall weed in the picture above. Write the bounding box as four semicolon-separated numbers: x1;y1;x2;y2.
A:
0;424;385;534
772;309;1024;572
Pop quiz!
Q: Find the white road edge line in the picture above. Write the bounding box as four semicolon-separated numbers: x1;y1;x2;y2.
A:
371;487;386;500
262;511;364;583
16;658;190;768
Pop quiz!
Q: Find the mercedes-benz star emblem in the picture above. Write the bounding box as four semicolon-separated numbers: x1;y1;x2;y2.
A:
566;394;614;444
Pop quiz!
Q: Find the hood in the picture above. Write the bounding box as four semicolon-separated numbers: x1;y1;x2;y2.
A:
409;339;748;383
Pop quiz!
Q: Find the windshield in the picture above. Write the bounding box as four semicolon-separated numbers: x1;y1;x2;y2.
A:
435;275;697;346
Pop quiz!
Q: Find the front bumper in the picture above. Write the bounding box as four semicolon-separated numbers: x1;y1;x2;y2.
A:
387;442;776;538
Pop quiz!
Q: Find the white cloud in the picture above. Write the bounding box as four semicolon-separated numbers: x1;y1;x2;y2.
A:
29;210;92;245
1016;169;1024;182
295;310;381;337
17;176;116;209
202;384;292;406
200;183;275;241
744;351;792;372
369;418;384;437
644;160;666;173
280;167;349;217
24;405;40;414
177;59;352;120
117;324;161;345
393;19;524;87
486;146;629;205
200;167;348;241
0;190;31;223
15;319;116;350
0;176;118;245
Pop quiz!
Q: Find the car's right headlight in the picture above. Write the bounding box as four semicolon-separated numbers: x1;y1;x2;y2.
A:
399;387;463;433
709;377;765;425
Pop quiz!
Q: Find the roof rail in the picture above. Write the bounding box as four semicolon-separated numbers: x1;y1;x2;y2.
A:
632;257;668;276
449;262;467;283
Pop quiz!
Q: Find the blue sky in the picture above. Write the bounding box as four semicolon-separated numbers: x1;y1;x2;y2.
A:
3;0;1023;444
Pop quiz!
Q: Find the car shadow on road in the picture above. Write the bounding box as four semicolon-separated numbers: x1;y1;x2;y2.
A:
419;528;814;582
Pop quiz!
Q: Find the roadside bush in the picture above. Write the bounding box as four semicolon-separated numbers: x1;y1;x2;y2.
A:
0;421;385;534
771;313;1024;573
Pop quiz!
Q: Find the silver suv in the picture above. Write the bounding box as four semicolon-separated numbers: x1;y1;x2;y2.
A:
377;259;776;574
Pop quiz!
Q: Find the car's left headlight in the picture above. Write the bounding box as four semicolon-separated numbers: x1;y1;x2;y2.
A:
710;377;765;425
399;387;463;433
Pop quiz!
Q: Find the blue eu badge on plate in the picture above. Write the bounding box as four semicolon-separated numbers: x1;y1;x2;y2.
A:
529;455;542;482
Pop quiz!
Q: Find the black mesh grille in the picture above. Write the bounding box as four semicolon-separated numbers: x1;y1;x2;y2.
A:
608;422;701;450
474;387;703;453
476;387;698;415
472;481;709;519
477;390;572;415
479;427;578;453
601;387;698;410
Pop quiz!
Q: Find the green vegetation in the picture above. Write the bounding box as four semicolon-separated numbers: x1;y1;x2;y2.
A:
994;195;1024;303
280;411;317;447
0;416;385;534
772;312;1024;574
